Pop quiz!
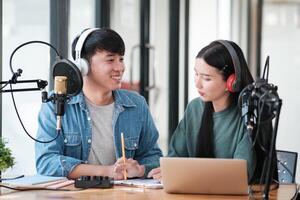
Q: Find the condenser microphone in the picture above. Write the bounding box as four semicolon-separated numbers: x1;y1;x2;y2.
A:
239;84;256;136
52;57;83;132
240;88;255;132
54;76;67;131
239;79;279;135
52;57;83;96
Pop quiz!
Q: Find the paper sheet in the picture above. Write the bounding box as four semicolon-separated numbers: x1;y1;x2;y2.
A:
113;178;163;189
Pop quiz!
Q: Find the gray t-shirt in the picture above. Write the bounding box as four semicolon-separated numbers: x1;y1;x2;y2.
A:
86;98;116;165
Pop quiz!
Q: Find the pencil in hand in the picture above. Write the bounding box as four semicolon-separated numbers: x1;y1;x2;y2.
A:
121;132;127;180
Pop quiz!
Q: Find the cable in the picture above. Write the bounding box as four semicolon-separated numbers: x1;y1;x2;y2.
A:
1;178;112;192
1;69;24;91
9;40;60;75
291;184;300;200
262;56;270;82
0;175;25;181
9;83;61;143
0;81;10;90
248;87;281;188
249;181;279;199
252;93;268;152
257;95;277;187
5;40;62;143
269;181;299;200
255;94;269;151
254;88;279;153
0;184;74;191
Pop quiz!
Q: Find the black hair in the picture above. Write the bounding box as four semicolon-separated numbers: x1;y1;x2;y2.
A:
71;28;125;63
195;40;254;158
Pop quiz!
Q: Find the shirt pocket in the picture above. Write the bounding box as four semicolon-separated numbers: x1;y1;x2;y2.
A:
63;132;82;158
124;136;139;158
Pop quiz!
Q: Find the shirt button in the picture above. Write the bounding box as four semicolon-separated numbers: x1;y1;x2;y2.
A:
134;143;137;147
88;139;92;143
87;117;91;121
64;139;68;143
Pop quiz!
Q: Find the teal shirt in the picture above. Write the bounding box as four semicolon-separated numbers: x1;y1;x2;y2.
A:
168;97;256;180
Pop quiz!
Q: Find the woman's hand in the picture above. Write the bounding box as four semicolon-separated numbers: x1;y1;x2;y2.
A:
147;167;162;181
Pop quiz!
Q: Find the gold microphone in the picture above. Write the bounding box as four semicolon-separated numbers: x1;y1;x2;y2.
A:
54;76;67;131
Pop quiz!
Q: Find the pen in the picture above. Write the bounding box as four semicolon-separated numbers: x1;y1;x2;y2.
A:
121;132;127;180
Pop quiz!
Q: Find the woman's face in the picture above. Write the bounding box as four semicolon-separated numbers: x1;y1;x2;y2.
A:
194;58;229;103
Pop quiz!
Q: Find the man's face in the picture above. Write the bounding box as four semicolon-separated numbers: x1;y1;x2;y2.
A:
87;50;125;92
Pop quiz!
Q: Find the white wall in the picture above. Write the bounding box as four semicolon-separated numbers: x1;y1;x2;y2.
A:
2;0;50;176
2;0;95;177
68;0;95;58
262;2;300;183
110;0;169;155
188;0;231;101
110;0;140;84
188;0;217;101
148;0;169;155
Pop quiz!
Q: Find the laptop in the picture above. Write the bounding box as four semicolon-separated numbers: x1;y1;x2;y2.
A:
160;157;249;195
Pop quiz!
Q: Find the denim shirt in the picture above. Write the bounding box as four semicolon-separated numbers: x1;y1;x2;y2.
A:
35;89;162;177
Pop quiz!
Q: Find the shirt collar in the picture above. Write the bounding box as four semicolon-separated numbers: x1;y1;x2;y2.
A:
68;90;136;108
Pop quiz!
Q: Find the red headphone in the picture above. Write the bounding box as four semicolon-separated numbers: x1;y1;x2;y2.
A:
226;74;236;93
216;40;242;93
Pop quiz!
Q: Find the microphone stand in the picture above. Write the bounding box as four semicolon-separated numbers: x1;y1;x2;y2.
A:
263;99;282;200
1;69;48;93
0;79;48;93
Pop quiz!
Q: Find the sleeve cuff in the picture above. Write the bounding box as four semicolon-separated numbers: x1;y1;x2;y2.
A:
60;156;83;177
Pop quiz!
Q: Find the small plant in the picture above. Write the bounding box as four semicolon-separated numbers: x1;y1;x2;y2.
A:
0;139;15;172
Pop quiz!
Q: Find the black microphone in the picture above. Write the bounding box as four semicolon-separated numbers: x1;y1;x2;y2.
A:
54;76;67;131
239;79;280;135
252;80;279;122
240;86;255;133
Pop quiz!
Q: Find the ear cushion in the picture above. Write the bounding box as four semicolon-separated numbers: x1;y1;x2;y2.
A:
226;73;236;93
74;58;89;76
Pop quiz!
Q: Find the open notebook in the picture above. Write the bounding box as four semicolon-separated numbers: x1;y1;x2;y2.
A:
3;174;74;189
160;157;249;195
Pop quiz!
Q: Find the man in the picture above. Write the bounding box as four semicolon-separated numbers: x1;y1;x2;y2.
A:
35;28;162;179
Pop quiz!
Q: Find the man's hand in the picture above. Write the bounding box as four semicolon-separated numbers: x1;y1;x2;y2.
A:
114;158;145;179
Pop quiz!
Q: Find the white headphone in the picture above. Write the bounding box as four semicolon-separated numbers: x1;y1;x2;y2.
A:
74;28;100;76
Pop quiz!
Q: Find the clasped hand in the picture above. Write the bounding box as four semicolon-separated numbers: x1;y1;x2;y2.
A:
112;158;145;180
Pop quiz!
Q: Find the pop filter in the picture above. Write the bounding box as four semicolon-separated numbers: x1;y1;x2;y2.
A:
52;57;83;96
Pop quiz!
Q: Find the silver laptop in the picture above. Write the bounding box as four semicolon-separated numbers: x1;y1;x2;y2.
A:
160;157;249;195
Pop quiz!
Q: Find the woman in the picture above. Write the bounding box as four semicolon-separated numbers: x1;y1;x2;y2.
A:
149;40;256;181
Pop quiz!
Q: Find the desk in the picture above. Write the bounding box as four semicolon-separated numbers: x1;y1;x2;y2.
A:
0;184;297;200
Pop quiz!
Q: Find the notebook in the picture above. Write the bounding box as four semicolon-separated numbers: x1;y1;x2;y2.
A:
3;174;73;189
160;157;249;195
